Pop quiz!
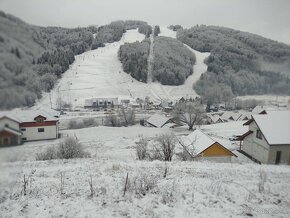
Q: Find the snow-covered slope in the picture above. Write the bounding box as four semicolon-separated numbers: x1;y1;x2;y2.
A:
1;124;290;217
35;28;210;110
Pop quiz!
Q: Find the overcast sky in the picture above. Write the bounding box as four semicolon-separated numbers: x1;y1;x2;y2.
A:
1;0;290;44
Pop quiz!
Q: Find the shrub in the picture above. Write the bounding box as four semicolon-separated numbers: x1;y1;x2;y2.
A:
83;118;97;127
36;137;89;160
136;136;149;160
35;146;57;161
150;134;176;161
57;137;88;159
127;172;158;197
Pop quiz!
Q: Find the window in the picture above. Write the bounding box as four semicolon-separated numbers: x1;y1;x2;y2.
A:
256;129;262;139
22;138;27;141
38;128;44;133
21;128;26;131
5;124;9;127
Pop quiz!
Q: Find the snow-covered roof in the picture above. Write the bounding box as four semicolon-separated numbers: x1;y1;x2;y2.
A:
0;126;22;136
251;105;280;114
0;111;21;123
221;111;241;121
184;129;216;156
208;114;223;123
252;110;290;145
0;110;58;123
146;114;172;128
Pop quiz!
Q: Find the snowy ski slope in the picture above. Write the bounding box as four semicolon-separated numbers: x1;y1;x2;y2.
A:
35;27;210;110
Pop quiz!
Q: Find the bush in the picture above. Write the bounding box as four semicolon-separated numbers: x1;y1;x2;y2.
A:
150;134;176;161
36;146;57;161
136;136;149;160
57;137;88;159
127;172;158;197
83;118;97;127
36;137;89;160
68;120;84;129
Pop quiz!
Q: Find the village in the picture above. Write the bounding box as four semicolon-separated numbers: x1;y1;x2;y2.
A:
1;95;290;165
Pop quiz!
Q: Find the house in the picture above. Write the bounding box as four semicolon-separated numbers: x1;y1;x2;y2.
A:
145;114;177;128
241;110;290;164
18;110;59;142
207;114;224;124
84;97;119;109
220;111;241;122
0;110;59;146
183;129;237;162
237;113;251;121
0;115;22;146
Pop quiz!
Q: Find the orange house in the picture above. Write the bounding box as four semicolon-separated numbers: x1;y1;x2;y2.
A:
184;129;237;162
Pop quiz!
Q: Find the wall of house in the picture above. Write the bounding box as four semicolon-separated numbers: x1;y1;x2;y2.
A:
195;156;233;163
21;125;58;141
243;121;270;163
0;118;19;130
0;131;21;146
202;143;234;157
268;145;290;165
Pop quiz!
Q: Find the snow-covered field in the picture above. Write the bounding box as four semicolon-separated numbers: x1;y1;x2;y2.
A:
237;95;290;106
34;27;210;110
1;122;290;217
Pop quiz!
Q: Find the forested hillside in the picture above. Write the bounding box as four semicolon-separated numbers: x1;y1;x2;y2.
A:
119;36;196;85
119;39;150;82
177;25;290;103
0;11;146;109
153;36;196;85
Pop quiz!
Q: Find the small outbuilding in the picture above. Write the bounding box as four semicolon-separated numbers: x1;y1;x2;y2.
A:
145;114;177;128
183;129;237;162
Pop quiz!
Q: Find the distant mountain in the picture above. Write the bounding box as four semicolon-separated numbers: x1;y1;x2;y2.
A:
0;11;147;109
177;25;290;104
1;11;290;110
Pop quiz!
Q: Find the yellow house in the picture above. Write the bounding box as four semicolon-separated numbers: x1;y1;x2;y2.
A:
185;129;237;162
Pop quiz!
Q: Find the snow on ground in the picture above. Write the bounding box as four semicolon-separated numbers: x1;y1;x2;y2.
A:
237;95;290;107
34;28;210;111
1;124;290;217
159;26;177;38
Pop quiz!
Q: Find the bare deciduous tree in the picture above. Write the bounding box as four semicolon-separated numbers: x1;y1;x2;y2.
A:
118;108;135;126
173;101;206;130
151;134;176;161
105;114;120;127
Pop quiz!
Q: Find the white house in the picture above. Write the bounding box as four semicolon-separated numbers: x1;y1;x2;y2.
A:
18;110;59;142
0;110;59;146
242;110;290;164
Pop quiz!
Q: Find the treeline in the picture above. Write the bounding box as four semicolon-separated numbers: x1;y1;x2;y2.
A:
119;39;150;82
0;10;148;109
138;24;152;37
152;36;196;85
177;25;290;102
119;36;196;85
153;26;160;37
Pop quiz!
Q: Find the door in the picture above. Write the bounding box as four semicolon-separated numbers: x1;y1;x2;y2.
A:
275;151;281;164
